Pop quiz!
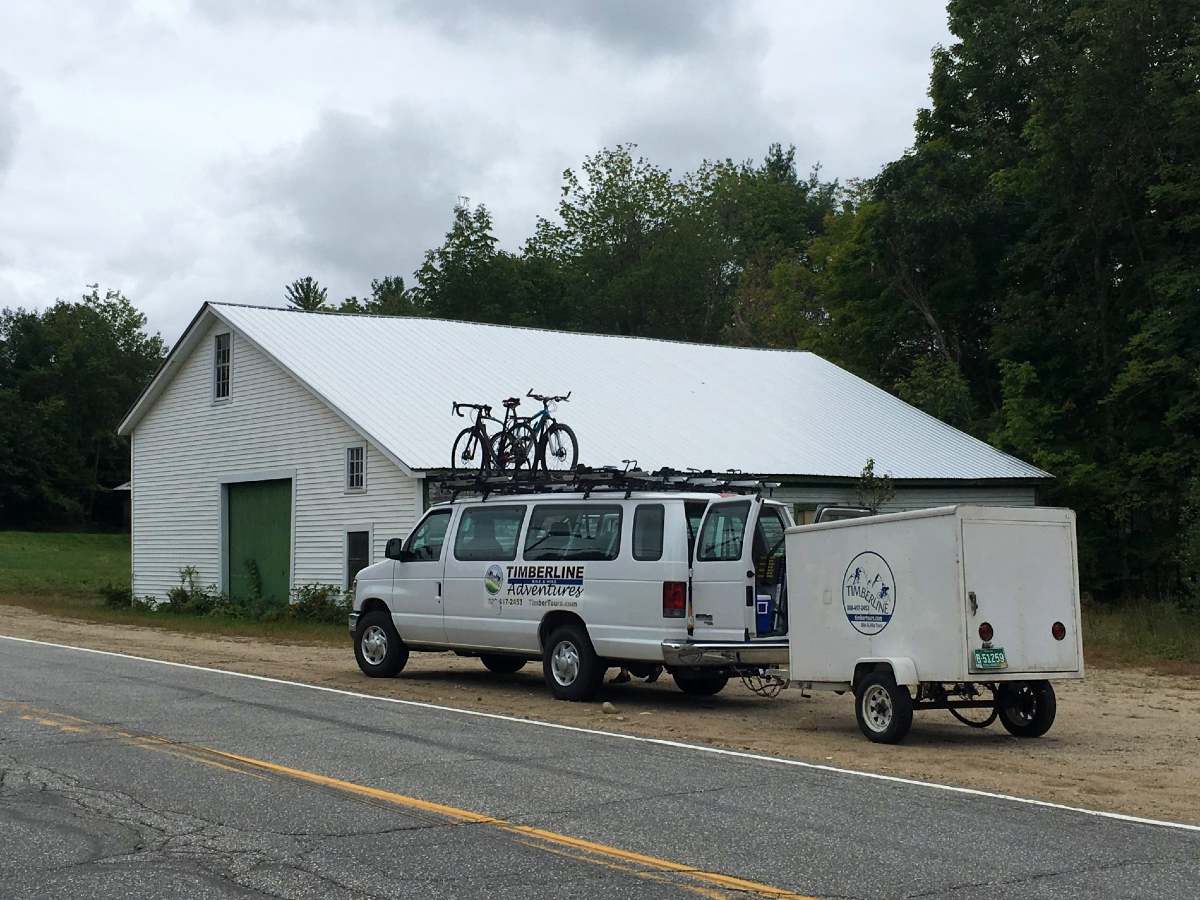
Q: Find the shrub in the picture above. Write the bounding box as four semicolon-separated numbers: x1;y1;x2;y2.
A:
99;583;133;608
164;566;223;616
290;583;350;624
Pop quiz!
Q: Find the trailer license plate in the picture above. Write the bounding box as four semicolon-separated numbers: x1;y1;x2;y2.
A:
973;647;1008;670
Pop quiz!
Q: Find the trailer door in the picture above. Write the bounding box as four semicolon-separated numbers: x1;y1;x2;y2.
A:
690;500;754;642
962;517;1081;674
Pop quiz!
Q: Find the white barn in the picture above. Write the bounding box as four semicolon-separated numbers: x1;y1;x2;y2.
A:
118;302;1049;603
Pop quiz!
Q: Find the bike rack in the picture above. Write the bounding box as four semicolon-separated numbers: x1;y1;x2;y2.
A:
426;466;781;501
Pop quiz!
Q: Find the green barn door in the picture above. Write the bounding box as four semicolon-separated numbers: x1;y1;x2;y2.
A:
226;479;292;605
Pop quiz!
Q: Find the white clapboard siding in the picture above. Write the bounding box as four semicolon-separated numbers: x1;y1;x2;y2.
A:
773;483;1037;522
131;320;420;600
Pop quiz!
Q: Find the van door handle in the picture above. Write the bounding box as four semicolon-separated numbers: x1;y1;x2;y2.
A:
437;581;442;598
969;591;977;616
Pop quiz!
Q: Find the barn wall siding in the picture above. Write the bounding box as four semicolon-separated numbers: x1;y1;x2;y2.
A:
773;483;1037;520
131;320;420;600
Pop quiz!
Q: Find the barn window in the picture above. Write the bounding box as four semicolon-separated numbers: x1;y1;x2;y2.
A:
213;333;231;400
346;445;366;492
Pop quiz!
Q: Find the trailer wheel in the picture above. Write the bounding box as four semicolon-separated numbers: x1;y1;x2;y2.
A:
997;680;1056;738
542;623;604;701
855;672;913;743
481;654;527;675
673;671;729;697
354;611;409;677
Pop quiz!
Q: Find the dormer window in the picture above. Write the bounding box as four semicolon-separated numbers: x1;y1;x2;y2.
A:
213;333;231;400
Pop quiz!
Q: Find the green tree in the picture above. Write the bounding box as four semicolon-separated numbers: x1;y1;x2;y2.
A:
340;276;427;317
0;287;165;527
527;145;731;340
285;276;329;311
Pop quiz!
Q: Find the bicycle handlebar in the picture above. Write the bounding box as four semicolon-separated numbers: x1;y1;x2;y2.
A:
452;402;491;417
526;389;572;404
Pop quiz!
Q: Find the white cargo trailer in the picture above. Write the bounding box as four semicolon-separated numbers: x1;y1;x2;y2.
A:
785;505;1083;743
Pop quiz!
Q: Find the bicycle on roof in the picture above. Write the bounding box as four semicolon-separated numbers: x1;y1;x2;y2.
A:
522;389;578;473
450;397;533;473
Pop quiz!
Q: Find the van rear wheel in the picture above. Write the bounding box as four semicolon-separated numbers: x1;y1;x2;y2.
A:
997;680;1056;737
542;623;603;701
673;670;729;696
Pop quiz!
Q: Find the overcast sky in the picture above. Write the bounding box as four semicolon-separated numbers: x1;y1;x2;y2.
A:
0;1;951;341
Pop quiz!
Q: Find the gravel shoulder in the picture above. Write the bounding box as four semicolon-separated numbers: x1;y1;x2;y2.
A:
3;602;1197;825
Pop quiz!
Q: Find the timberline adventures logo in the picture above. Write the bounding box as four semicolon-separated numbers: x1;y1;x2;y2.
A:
842;551;896;635
483;564;504;595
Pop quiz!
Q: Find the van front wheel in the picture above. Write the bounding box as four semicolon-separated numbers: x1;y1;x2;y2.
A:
354;611;408;678
542;623;603;701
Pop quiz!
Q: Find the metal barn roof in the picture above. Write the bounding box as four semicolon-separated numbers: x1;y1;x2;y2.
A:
121;303;1049;482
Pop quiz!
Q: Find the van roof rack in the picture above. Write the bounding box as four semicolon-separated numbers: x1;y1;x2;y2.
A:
426;467;781;502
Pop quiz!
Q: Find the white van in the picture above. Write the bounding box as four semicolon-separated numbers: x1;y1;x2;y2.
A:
349;490;793;700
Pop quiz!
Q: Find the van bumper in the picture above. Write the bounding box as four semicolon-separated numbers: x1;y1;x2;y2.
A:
660;638;789;669
348;611;359;635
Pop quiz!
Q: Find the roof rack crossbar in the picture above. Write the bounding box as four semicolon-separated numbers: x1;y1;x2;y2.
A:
425;466;778;500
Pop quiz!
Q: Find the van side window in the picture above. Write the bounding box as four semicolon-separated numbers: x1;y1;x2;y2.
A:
406;509;451;561
685;500;707;561
454;506;526;561
632;504;664;561
754;506;787;563
697;501;751;562
525;505;622;561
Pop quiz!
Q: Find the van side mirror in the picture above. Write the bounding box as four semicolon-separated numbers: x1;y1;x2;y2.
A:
385;538;404;561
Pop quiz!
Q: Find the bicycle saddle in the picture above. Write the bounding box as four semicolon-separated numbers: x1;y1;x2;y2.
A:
502;397;521;408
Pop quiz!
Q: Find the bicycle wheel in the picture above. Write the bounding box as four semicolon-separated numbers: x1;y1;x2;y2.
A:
538;423;578;472
492;423;535;472
451;426;490;470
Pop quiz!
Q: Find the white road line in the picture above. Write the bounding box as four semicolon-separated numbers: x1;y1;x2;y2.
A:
3;632;1198;835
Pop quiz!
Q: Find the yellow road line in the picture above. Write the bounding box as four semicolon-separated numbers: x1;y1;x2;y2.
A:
207;748;813;899
2;700;811;898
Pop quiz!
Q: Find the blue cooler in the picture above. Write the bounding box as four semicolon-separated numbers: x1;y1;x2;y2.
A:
755;593;774;635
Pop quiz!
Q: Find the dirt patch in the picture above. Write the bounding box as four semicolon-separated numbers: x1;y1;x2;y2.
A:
3;603;1197;825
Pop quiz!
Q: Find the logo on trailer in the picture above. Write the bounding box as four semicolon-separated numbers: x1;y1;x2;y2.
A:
483;564;504;595
842;551;896;635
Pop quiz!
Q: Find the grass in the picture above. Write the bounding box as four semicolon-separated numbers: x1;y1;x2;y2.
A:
1082;602;1200;673
0;530;345;646
0;531;130;596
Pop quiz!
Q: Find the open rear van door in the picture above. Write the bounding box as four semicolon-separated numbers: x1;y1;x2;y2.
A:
690;499;755;642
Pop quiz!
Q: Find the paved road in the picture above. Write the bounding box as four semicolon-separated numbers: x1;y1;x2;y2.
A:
0;637;1196;899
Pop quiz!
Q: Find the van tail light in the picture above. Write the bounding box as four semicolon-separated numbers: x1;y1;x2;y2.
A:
1052;621;1066;641
978;621;994;642
663;581;687;618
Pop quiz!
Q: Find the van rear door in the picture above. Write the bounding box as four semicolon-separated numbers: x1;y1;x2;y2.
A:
690;499;755;642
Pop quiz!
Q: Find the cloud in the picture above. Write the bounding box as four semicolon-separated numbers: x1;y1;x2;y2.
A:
192;0;730;57
407;0;731;57
238;106;502;288
0;70;19;181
